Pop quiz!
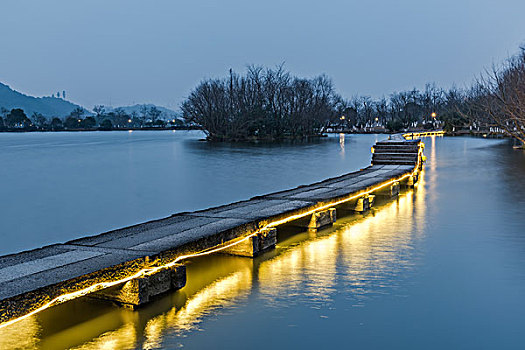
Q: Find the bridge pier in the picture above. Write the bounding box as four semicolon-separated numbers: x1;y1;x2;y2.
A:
403;174;419;188
355;194;375;212
91;264;186;309
343;194;375;213
223;228;277;258
337;195;375;214
375;181;400;198
307;208;336;231
291;208;336;231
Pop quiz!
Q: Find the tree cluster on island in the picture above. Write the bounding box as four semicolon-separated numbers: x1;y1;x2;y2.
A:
182;66;341;141
0;105;186;132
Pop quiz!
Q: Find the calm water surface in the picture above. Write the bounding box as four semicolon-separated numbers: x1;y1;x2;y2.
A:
0;131;373;255
1;132;525;349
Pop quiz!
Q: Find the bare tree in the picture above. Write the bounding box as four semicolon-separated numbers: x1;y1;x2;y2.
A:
182;66;340;141
474;50;525;145
69;107;85;119
31;112;47;128
139;105;149;123
93;105;106;122
148;106;162;124
113;108;129;127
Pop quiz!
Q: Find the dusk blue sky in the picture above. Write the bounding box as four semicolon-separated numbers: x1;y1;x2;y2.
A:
1;0;524;110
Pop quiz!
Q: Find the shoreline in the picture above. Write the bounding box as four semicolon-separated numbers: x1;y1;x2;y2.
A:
0;128;511;143
0;126;199;133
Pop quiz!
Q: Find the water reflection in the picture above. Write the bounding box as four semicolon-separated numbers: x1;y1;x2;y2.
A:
498;141;525;202
70;323;137;350
0;317;40;349
258;180;426;308
0;175;427;349
141;267;252;349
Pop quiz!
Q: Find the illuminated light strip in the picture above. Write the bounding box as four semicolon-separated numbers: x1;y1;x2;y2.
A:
0;140;424;330
0;234;259;330
402;130;445;139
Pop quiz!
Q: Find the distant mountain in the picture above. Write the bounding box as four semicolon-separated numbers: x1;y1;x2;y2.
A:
0;82;85;118
107;104;182;120
0;82;182;121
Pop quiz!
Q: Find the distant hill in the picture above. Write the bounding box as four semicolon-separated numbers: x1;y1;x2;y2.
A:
0;82;85;118
0;82;182;121
107;104;182;120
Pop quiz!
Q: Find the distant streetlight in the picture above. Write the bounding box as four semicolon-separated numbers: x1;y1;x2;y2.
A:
340;116;345;120
128;119;132;123
431;112;437;118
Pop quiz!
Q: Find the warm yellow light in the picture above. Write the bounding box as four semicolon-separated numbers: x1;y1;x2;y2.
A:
340;116;345;120
128;119;132;123
431;112;437;118
402;130;444;139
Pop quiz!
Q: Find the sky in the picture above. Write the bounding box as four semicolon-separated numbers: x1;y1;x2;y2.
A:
1;0;524;111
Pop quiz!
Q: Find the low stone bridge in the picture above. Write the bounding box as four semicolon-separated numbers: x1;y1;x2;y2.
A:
0;131;443;328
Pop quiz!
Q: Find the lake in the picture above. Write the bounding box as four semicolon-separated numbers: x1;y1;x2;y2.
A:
0;131;524;349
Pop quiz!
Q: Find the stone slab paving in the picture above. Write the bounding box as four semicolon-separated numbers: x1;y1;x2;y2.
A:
0;244;149;300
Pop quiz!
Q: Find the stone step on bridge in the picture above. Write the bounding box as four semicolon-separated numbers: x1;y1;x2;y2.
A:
0;135;427;327
372;141;420;166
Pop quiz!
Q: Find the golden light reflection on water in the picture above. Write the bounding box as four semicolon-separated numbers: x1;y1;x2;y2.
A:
0;316;40;349
431;135;436;173
257;184;426;307
69;323;137;350
338;191;420;302
0;299;142;350
0;179;428;349
141;267;252;349
160;268;251;333
258;232;339;306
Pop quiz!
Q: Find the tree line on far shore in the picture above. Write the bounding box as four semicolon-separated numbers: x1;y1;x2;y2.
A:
0;105;185;131
182;48;525;144
2;47;524;145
